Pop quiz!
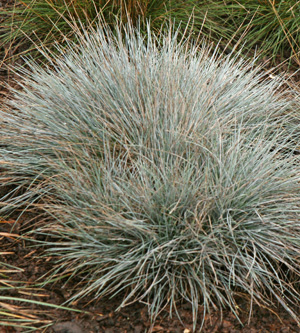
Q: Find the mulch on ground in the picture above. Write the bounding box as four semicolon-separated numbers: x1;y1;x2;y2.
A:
1;215;300;332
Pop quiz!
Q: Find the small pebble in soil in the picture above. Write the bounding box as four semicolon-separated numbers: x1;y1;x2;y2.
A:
51;321;84;333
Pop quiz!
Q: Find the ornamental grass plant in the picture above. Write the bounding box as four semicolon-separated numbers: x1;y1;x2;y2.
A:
0;22;300;330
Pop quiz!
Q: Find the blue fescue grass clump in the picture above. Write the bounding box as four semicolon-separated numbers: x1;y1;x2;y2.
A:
1;23;300;329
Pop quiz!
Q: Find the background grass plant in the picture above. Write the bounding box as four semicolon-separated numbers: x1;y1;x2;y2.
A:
2;0;300;70
0;0;231;65
214;0;300;66
1;22;300;330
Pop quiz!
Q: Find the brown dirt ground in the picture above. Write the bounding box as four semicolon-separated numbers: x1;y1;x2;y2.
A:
1;0;300;332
